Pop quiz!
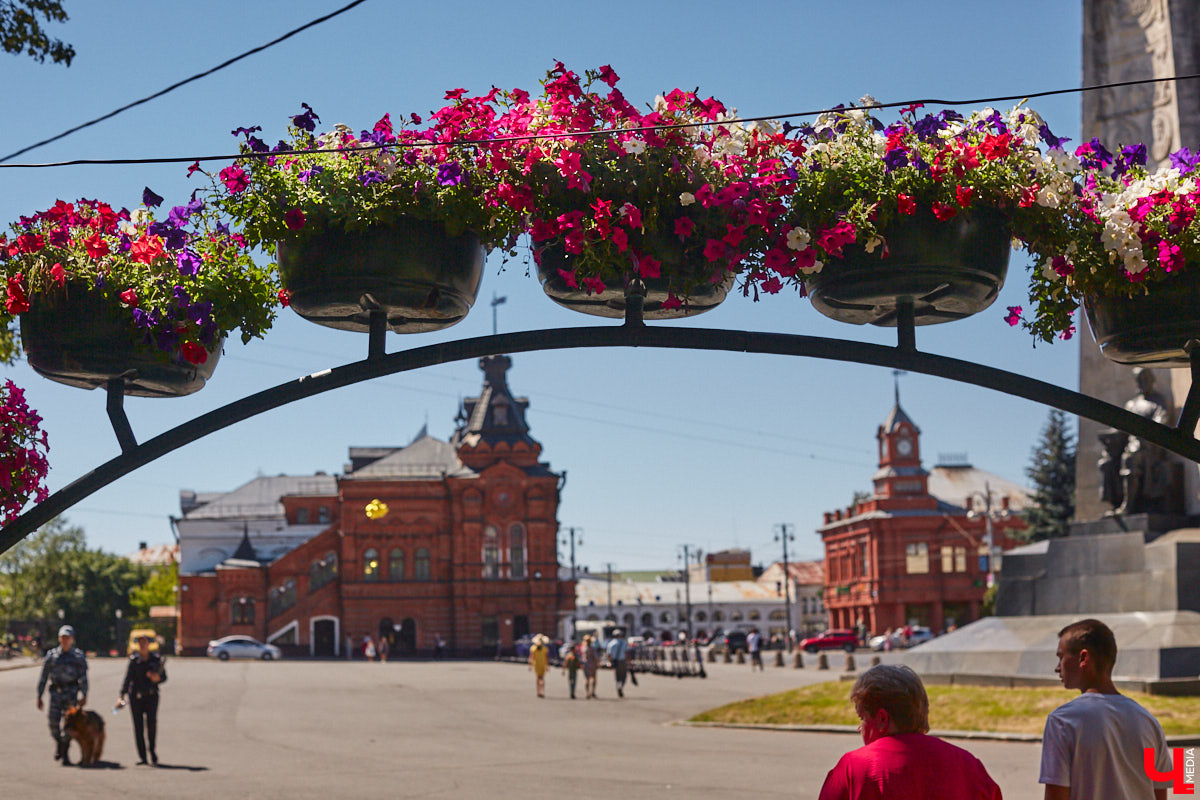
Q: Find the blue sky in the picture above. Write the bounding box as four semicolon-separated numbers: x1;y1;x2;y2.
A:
0;0;1083;569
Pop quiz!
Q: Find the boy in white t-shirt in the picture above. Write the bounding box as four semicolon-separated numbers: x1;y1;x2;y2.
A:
1039;618;1172;800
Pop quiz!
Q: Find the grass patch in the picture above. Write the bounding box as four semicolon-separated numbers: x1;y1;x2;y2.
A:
691;682;1200;735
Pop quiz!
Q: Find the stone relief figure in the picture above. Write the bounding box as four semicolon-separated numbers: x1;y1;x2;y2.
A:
1113;368;1181;514
1097;429;1128;509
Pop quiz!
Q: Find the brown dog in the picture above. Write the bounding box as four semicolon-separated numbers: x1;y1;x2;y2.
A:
63;705;105;766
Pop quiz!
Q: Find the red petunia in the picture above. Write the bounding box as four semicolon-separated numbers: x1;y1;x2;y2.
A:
674;217;694;240
130;235;166;265
278;288;291;308
180;341;208;365
955;185;974;208
49;263;66;286
84;233;109;259
119;288;138;307
931;202;958;221
637;255;661;279
5;275;29;315
896;194;917;215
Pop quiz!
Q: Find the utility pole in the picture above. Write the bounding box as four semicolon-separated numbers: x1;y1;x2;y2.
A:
774;523;795;648
678;544;697;641
490;293;507;335
560;526;582;639
606;562;614;621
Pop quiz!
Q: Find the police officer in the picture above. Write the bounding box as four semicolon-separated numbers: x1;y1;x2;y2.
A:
116;633;167;765
35;624;88;765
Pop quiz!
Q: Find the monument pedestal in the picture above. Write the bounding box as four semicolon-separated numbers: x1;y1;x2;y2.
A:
1069;513;1197;542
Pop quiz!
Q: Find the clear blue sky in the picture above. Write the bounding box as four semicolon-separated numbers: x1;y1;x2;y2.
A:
0;0;1082;569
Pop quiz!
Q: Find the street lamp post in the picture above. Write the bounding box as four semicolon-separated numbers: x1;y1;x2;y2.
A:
966;481;1010;589
774;523;795;648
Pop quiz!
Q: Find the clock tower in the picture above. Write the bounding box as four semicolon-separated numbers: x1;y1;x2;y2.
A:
874;387;930;499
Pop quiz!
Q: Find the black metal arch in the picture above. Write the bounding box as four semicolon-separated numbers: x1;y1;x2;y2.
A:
2;304;1198;555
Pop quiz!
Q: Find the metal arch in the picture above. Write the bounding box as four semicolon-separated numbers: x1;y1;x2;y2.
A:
3;311;1200;555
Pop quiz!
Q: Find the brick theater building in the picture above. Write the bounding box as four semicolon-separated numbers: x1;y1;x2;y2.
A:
176;355;572;657
818;394;1028;636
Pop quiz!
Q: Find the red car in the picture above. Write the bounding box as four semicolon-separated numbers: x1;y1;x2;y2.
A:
799;629;859;653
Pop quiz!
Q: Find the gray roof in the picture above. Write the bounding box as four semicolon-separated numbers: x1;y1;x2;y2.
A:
182;475;337;519
345;435;475;480
926;464;1029;513
882;402;918;434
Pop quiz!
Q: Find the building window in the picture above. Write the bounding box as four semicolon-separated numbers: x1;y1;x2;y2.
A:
955;546;967;573
730;611;743;621
232;597;254;625
695;611;707;622
481;616;499;651
659;612;672;624
296;507;310;524
508;523;526;579
748;609;761;620
389;548;405;581
801;597;808;614
310;552;337;591
769;609;787;620
415;548;431;581
713;610;724;622
483;526;499;579
905;542;929;574
941;545;954;574
978;545;990;573
861;539;870;575
318;505;331;524
623;613;634;626
268;579;297;618
363;548;380;581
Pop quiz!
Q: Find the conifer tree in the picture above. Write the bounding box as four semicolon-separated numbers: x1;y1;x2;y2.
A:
1023;409;1076;541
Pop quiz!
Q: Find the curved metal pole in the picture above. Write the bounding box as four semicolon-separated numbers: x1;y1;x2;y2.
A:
2;323;1196;554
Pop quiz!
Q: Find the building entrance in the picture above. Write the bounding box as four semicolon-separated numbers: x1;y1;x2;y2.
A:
314;619;336;657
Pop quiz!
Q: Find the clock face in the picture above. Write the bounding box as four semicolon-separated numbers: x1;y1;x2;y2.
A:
896;437;913;456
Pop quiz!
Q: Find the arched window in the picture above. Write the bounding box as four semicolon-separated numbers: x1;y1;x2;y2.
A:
769;609;787;620
749;609;761;620
713;610;725;622
310;552;337;592
268;579;297;618
415;547;431;581
695;611;707;622
640;612;653;628
623;613;634;626
232;597;255;625
483;526;499;579
363;549;380;581
659;611;673;624
508;523;526;579
730;610;744;621
388;548;404;581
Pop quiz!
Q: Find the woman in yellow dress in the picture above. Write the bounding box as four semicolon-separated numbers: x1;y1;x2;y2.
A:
528;633;550;698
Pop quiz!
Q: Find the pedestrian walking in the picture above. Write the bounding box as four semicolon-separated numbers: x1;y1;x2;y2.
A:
883;628;894;652
818;664;1002;799
378;635;389;663
364;635;377;662
562;644;580;699
580;634;599;699
35;624;88;765
747;627;764;671
528;633;549;698
433;632;446;660
1039;618;1171;799
116;633;166;765
605;628;630;698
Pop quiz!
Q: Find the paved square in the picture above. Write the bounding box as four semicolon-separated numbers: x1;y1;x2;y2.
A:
2;656;1043;798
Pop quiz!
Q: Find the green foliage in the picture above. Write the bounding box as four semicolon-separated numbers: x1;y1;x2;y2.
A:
0;517;145;650
981;583;998;616
129;561;177;618
0;1;73;65
1023;409;1076;541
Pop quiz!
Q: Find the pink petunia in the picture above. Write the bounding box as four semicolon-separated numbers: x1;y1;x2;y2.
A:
219;165;250;194
284;209;306;231
637;255;661;279
674;217;694;240
580;276;606;295
1004;305;1022;327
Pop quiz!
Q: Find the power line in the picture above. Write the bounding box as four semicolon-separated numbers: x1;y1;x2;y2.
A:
0;0;371;164
3;71;1200;169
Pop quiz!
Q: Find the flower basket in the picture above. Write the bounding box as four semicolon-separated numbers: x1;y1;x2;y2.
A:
21;286;221;396
536;246;732;319
806;207;1011;326
277;217;484;333
1084;267;1200;366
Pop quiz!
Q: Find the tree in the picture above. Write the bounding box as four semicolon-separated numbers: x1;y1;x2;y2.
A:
1023;409;1076;541
0;1;73;65
0;517;144;650
130;561;177;618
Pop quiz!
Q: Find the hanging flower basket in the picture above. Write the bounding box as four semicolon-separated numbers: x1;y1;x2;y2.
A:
536;246;732;319
806;207;1011;326
1084;267;1200;366
21;287;222;397
276;217;485;333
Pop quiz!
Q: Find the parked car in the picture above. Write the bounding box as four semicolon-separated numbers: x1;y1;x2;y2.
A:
868;626;936;651
711;630;748;654
799;629;859;653
207;635;282;661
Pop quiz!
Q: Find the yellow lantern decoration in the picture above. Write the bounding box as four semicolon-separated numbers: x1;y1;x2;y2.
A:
364;499;389;520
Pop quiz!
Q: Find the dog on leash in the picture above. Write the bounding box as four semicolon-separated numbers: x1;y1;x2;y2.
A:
63;705;105;766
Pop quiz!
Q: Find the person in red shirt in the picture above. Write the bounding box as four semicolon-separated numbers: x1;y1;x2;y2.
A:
818;665;1003;800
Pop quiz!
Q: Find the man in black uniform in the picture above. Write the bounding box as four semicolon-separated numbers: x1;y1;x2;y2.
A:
35;624;88;765
116;633;167;765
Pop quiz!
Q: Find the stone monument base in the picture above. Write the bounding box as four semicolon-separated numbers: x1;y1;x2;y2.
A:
902;611;1200;681
1069;513;1196;542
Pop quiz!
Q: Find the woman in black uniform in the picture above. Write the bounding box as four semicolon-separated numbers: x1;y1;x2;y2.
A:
116;634;166;764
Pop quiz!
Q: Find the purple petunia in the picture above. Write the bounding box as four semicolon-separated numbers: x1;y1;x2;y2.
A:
1170;147;1198;174
912;114;946;141
298;166;325;183
142;187;164;208
189;301;213;325
291;103;320;133
177;250;202;277
359;171;385;186
883;150;909;172
437;162;465;187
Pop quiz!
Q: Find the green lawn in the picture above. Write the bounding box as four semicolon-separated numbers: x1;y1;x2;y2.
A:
691;681;1200;735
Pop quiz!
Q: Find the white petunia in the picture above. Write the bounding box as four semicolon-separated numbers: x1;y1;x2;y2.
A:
679;192;696;206
621;139;646;155
130;209;151;226
786;226;811;251
800;260;824;275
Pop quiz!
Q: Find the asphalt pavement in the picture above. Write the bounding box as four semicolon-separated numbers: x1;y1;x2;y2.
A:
0;652;1046;798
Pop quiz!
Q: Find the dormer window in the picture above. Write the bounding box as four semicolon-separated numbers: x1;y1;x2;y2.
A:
493;403;508;425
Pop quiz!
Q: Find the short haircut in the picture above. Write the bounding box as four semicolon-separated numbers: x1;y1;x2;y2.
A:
1058;618;1117;671
850;664;930;735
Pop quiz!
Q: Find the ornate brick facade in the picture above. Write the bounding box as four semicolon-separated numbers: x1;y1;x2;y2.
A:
178;356;573;656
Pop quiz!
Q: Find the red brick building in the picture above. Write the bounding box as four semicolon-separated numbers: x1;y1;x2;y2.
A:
818;396;1028;636
178;355;572;657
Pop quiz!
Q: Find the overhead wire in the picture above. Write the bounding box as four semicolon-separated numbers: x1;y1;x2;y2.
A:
2;71;1200;170
0;0;371;164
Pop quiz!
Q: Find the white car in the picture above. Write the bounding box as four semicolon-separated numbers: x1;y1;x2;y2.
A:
869;627;935;651
207;635;282;661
